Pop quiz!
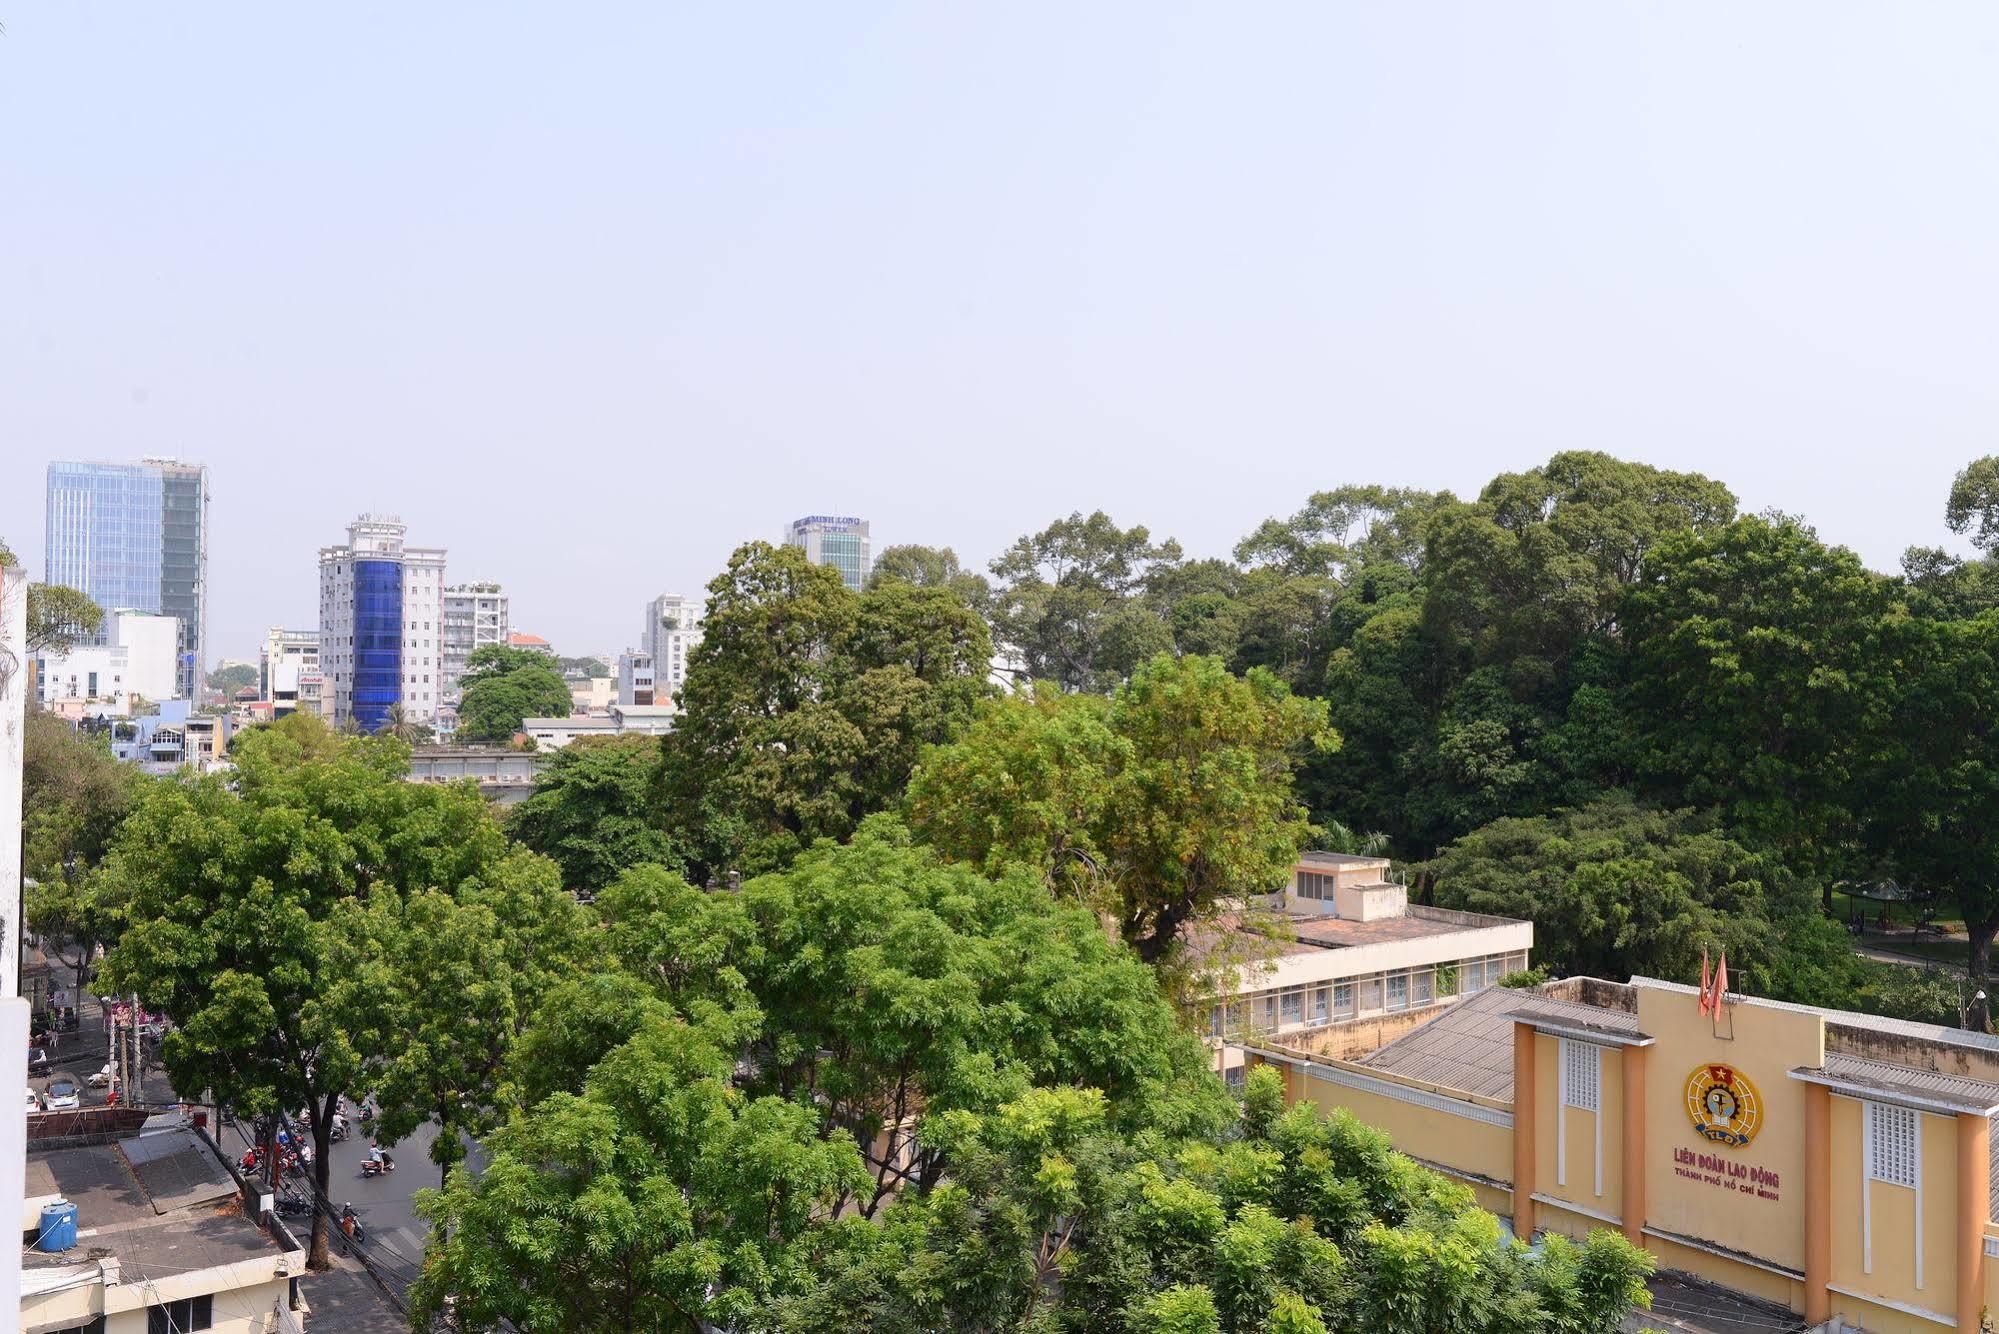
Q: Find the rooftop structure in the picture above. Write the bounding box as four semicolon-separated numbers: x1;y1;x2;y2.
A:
521;703;678;751
1207;853;1532;1080
20;1126;305;1332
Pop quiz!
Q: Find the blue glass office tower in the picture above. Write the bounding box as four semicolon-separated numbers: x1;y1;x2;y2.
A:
319;515;447;732
45;459;210;699
349;559;404;731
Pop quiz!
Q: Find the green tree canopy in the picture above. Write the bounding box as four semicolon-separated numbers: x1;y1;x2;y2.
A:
869;542;994;613
989;511;1184;692
509;733;685;894
99;713;511;1267
1425;794;1796;986
457;642;573;744
660;541;993;879
909;653;1332;975
759;1072;1651;1334
1619;515;1898;872
22;711;140;989
209;662;258;695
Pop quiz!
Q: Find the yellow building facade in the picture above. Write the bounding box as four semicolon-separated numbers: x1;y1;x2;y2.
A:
1247;977;1999;1333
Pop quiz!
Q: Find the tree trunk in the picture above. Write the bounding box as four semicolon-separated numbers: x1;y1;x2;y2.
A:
308;1093;336;1270
1969;916;1997;1032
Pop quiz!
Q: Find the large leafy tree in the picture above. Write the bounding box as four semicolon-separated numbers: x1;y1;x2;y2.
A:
1620;516;1899;875
661;541;993;879
869;542;994;613
209;662;258;696
365;850;594;1184
99;713;510;1267
412;1004;871;1332
509;733;684;894
735;818;1232;1208
1866;611;1999;1022
456;642;573;744
1424;794;1796;985
988;511;1184;692
909;653;1332;973
21;712;140;989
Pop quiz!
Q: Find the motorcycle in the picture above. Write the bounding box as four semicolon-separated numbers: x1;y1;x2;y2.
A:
275;1195;312;1219
340;1204;366;1245
360;1155;395;1179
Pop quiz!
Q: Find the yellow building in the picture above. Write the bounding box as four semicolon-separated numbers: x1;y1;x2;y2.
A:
1241;976;1999;1334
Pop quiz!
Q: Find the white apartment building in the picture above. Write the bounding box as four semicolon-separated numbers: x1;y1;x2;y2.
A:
34;609;181;714
642;592;703;704
441;582;509;703
258;626;319;717
318;514;446;731
1208;852;1533;1080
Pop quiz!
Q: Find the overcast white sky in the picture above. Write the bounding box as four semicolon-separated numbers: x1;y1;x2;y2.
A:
5;4;1998;661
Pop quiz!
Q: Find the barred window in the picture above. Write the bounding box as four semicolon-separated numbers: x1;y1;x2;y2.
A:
1867;1101;1918;1187
1560;1039;1600;1112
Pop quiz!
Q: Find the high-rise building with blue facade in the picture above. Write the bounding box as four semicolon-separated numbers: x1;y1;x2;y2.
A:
783;515;872;592
44;458;210;700
318;515;446;732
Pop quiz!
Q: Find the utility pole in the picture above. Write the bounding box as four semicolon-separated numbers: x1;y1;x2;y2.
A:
129;992;142;1104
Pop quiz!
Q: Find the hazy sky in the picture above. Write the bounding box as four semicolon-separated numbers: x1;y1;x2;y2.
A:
6;5;1998;661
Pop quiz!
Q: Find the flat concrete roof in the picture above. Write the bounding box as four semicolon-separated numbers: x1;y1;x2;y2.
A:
23;1133;283;1281
1296;851;1391;867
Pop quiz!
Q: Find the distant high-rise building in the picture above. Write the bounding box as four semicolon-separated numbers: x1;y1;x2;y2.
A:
317;515;446;732
783;515;871;592
616;649;656;707
641;592;704;703
441;583;510;704
259;627;321;717
44;458;210;699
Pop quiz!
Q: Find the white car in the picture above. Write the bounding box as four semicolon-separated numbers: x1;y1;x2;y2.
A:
24;1087;41;1112
43;1077;81;1111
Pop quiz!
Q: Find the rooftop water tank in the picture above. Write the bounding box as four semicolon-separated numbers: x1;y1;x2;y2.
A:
38;1199;78;1252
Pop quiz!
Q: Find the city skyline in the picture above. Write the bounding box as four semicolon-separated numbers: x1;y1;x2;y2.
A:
8;7;1999;663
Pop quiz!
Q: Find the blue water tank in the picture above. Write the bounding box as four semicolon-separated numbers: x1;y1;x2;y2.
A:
38;1200;78;1252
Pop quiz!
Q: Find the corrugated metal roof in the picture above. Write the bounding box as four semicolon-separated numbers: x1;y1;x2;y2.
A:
1356;988;1649;1100
1357;988;1527;1100
1796;1053;1999;1114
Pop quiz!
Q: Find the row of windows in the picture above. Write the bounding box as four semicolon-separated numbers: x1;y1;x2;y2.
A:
1210;952;1529;1038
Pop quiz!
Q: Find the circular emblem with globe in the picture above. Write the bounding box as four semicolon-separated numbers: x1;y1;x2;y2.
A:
1685;1064;1761;1147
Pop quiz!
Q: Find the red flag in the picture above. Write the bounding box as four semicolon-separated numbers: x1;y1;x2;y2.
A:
1713;953;1728;1010
1698;949;1712;1018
